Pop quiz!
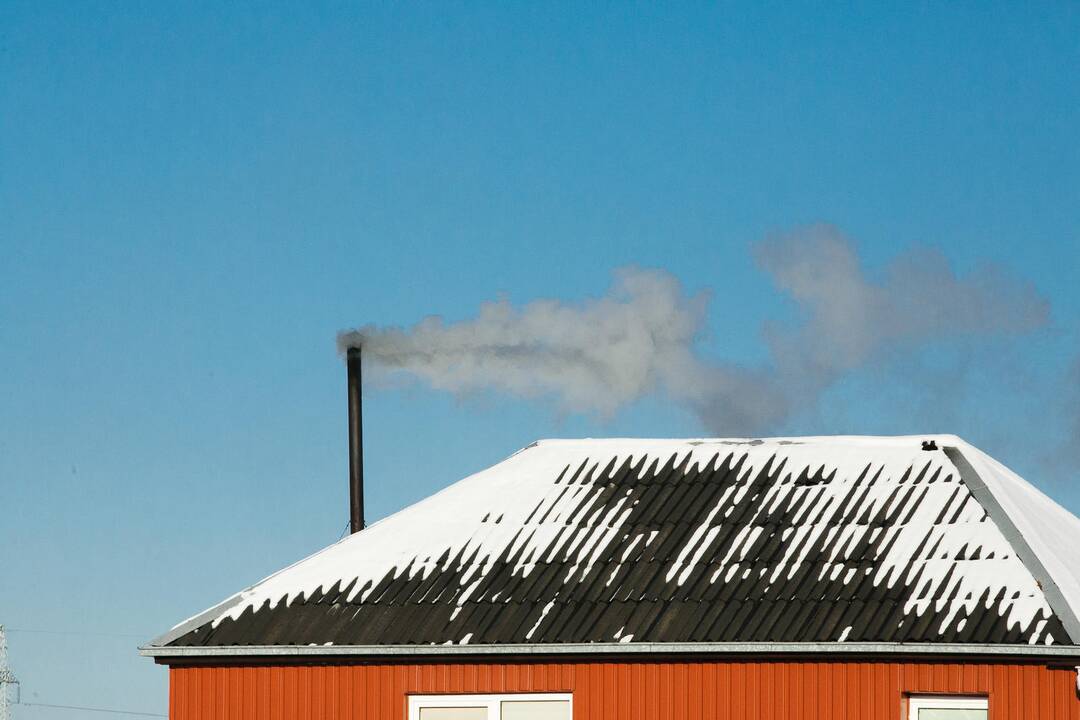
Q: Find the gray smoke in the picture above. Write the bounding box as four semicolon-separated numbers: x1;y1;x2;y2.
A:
339;224;1049;434
1048;355;1080;470
754;224;1049;404
337;268;776;429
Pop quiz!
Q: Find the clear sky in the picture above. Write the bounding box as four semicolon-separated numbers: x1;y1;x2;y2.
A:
2;2;1078;717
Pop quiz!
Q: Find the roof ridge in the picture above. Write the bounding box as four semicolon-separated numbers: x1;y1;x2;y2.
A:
531;434;966;445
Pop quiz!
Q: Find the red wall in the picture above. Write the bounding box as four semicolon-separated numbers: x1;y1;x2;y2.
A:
168;658;1080;719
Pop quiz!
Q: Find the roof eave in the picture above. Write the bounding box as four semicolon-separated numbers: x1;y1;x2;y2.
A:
140;641;1080;660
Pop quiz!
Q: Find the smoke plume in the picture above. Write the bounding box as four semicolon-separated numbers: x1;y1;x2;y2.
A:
752;224;1049;406
1047;355;1080;470
339;224;1049;434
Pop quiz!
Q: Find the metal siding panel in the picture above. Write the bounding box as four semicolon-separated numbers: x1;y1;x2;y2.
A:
702;662;716;719
205;665;217;720
747;660;760;718
632;662;647;720
778;661;790;719
296;665;309;720
1041;663;1052;720
221;667;232;720
310;665;321;720
269;666;282;720
613;661;627;719
687;662;702;720
730;661;744;717
174;667;183;719
358;664;370;718
168;668;176;720
202;665;214;720
176;667;187;719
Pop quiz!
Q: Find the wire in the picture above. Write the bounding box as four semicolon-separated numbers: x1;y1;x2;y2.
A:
5;628;144;639
18;701;166;717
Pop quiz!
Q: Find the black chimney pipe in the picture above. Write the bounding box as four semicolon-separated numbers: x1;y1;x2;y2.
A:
347;346;365;533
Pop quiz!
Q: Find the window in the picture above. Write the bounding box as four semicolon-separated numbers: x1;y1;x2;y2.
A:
908;696;988;720
409;694;572;720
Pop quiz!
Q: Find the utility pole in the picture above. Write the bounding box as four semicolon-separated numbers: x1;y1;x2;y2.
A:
0;625;17;720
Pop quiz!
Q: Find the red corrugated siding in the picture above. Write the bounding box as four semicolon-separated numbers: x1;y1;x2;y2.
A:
168;659;1080;719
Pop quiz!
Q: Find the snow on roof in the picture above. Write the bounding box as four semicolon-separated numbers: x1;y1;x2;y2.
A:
153;435;1080;649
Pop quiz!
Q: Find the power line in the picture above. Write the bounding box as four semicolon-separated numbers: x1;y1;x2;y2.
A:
4;628;144;640
4;625;164;718
17;702;165;718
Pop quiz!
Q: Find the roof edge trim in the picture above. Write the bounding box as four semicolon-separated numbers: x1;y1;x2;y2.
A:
944;445;1080;644
140;641;1080;659
148;595;248;648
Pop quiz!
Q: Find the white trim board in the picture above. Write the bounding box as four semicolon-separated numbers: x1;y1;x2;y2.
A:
408;693;572;720
908;695;987;718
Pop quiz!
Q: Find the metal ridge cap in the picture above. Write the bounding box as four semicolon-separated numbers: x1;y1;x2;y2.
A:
140;641;1080;659
944;445;1080;644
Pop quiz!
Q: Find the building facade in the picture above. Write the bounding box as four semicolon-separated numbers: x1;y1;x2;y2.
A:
162;656;1080;719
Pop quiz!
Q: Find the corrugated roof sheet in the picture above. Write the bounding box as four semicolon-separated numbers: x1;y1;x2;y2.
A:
154;435;1080;649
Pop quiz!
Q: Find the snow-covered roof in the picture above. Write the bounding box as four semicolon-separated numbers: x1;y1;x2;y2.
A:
151;435;1080;651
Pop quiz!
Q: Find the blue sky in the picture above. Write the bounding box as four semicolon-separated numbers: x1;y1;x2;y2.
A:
2;2;1078;717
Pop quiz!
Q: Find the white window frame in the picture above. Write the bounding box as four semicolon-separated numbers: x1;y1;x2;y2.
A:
908;695;988;718
408;693;573;720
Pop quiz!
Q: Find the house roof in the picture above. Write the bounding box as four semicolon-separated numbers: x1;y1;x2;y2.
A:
148;435;1080;655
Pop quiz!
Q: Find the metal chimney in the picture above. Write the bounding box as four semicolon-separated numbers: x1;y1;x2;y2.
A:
347;346;365;533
